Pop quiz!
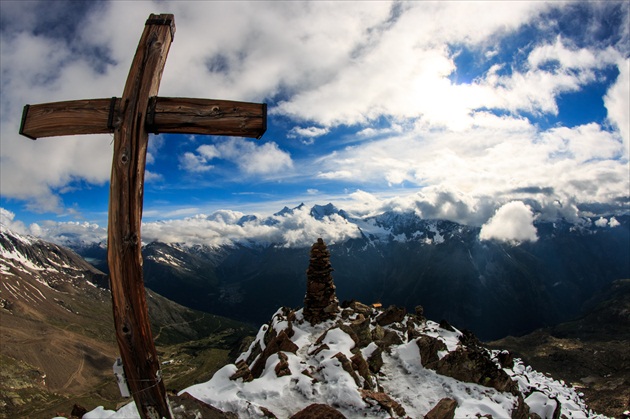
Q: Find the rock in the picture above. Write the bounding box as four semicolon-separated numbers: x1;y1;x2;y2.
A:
497;350;514;369
360;389;406;417
260;406;278;418
459;329;482;348
433;347;518;395
367;347;384;373
275;352;292;377
348;315;372;348
71;404;87;418
351;352;373;389
333;352;361;387
173;393;238;418
376;329;404;350
375;305;407;326
251;329;299;378
303;238;339;324
290;403;347;419
415;335;447;368
230;360;254;382
424;398;457;419
511;394;531;419
338;324;360;348
309;343;330;357
245;340;263;365
349;300;373;316
371;324;385;341
439;319;455;332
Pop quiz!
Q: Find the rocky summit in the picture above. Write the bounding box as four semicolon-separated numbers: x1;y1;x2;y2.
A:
175;303;601;418
87;303;605;418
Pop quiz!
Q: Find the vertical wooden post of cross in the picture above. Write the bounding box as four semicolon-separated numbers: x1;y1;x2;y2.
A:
106;14;175;418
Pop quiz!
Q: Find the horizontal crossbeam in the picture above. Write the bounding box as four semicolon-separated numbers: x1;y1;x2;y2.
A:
20;97;267;140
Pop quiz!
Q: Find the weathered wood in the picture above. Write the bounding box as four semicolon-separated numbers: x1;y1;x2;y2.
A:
107;13;174;419
20;98;120;140
148;97;267;138
20;12;268;419
20;97;266;140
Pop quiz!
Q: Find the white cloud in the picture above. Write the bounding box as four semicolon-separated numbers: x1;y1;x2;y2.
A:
479;201;538;244
1;1;627;224
288;126;330;139
141;205;360;248
180;139;293;176
23;219;107;247
0;208;27;235
179;151;214;173
604;58;630;158
312;120;628;217
594;217;609;227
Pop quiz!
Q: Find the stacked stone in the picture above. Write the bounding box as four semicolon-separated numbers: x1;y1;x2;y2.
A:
303;238;339;324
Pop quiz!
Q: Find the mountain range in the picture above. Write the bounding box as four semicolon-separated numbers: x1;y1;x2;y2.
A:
73;204;629;341
1;215;627;417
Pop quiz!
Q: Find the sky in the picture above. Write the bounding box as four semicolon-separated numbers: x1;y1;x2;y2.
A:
0;1;628;247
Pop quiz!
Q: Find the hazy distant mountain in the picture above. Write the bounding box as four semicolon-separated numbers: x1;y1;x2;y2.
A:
72;205;630;341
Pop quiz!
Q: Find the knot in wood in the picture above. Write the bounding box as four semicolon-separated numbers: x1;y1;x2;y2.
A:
120;148;130;165
124;232;138;246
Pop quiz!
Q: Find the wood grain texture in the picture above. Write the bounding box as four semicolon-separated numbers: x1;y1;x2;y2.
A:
149;97;266;138
19;97;266;140
20;98;120;139
107;14;174;419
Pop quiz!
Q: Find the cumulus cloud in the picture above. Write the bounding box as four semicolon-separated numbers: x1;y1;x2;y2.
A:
0;208;27;235
1;207;107;245
479;201;538;244
180;138;292;176
595;216;622;228
595;217;609;227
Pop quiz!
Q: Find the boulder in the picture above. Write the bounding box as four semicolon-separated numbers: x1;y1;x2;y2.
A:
415;335;447;368
275;352;292;377
360;389;406;417
433;347;518;395
424;398;457;419
375;305;407;326
290;403;346;419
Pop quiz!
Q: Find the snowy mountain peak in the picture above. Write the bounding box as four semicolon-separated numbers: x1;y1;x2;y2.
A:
1;227;106;290
310;203;342;220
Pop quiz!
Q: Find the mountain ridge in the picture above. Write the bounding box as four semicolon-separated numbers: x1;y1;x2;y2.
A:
68;206;629;340
0;227;254;418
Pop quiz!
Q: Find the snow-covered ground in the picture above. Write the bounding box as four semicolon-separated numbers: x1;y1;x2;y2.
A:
75;306;607;419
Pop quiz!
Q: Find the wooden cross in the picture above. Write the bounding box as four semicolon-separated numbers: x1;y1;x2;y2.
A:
19;14;266;419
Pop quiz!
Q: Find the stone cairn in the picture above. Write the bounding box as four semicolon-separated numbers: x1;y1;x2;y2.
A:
303;238;339;324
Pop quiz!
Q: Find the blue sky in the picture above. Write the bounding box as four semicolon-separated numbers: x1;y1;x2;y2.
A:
0;1;628;246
